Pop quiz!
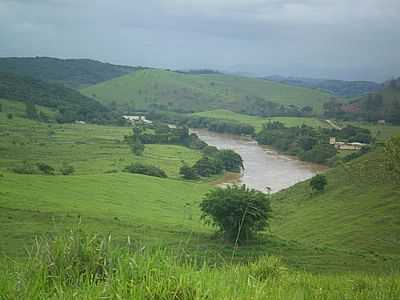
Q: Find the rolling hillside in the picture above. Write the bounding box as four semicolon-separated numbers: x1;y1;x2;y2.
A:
0;57;139;88
264;75;382;98
81;69;333;113
272;149;400;259
0;72;113;123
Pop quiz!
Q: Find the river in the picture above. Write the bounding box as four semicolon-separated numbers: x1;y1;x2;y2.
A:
191;129;327;193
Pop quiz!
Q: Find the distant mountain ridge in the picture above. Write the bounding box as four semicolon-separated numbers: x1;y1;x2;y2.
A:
0;57;143;88
263;75;382;98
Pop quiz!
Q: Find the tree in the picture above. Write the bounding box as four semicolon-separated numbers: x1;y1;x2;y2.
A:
0;103;2;112
200;185;271;243
310;174;327;192
131;139;145;156
25;102;39;120
193;156;224;177
179;164;199;180
7;113;13;119
384;136;400;180
216;149;244;172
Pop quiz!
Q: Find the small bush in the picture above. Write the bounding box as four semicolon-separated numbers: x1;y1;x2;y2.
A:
36;162;55;175
124;163;167;178
310;174;327;192
246;256;287;281
7;113;13;119
12;162;38;174
179;164;199;180
60;163;75;175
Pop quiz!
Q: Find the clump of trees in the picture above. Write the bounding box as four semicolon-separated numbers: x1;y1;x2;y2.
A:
12;161;58;175
146;111;255;136
310;174;327;192
179;164;199;180
200;185;271;243
124;163;167;178
256;121;372;164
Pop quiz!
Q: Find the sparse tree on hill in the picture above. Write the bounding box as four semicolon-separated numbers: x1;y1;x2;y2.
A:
131;139;145;156
25;102;39;120
200;185;271;243
310;174;327;192
384;136;400;181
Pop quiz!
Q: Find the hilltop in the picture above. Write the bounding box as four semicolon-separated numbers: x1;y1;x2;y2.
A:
0;57;140;88
264;75;382;98
0;72;114;123
81;69;333;114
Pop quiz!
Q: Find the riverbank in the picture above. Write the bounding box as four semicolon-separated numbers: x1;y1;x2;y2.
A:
191;129;326;192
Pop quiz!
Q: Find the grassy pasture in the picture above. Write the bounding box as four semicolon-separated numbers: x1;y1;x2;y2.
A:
81;69;332;113
0;111;201;178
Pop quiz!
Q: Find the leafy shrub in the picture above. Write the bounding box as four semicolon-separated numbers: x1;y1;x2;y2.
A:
60;163;75;175
200;185;271;243
124;163;167;178
36;162;55;175
12;162;38;174
7;113;13;119
310;174;327;192
216;149;244;172
193;156;224;177
179;164;199;180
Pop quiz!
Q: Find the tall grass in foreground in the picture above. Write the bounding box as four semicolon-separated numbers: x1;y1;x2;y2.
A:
0;230;399;300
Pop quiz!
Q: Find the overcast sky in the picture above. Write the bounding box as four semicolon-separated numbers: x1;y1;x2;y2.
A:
0;0;399;81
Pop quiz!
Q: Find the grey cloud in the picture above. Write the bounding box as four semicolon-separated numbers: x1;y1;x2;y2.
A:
0;0;399;81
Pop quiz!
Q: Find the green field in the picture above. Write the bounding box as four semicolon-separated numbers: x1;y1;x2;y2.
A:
193;109;328;131
0;108;201;178
81;69;333;113
1;103;400;274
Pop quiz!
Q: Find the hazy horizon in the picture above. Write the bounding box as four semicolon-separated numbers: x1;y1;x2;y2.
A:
1;0;399;82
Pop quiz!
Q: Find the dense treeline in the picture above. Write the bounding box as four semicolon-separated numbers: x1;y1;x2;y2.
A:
323;78;400;124
147;111;255;135
256;122;372;164
0;72;121;124
0;57;140;88
125;123;244;179
230;97;314;118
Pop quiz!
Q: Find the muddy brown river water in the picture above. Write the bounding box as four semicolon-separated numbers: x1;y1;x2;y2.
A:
191;129;327;193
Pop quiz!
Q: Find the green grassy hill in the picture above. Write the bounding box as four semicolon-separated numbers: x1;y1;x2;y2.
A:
0;57;139;88
272;149;400;259
81;69;333;113
1;110;399;273
0;72;115;123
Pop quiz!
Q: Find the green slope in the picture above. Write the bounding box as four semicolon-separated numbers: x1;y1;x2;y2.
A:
81;69;333;113
0;72;113;123
0;57;139;88
0;111;201;178
272;149;400;258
